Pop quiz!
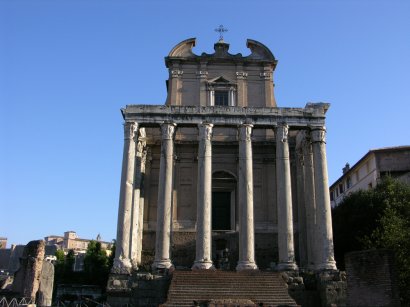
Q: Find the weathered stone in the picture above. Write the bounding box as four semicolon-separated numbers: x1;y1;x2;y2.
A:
37;260;54;307
11;240;45;301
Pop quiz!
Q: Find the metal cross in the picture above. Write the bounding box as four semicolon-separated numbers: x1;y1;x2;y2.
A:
215;25;228;41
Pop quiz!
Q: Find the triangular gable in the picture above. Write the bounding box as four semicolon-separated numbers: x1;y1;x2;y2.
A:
208;76;234;84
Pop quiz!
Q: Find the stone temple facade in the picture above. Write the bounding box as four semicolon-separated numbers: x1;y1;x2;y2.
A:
111;38;337;275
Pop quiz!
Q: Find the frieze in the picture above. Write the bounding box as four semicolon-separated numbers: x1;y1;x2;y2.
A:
122;104;329;128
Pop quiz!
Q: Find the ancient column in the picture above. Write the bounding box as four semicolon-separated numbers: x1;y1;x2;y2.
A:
192;123;214;270
135;148;147;265
112;121;138;273
302;132;318;269
236;124;258;271
276;123;298;271
295;132;308;268
130;128;147;268
152;123;176;270
311;127;337;270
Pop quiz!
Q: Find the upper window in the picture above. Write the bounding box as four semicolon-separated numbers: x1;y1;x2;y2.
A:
215;90;229;106
207;76;236;107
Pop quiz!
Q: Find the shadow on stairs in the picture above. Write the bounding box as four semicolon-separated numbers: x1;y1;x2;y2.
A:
161;270;298;307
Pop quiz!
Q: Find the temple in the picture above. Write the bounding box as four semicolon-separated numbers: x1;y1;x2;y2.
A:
111;37;337;275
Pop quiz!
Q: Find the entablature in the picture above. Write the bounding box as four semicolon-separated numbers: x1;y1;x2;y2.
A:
121;103;329;129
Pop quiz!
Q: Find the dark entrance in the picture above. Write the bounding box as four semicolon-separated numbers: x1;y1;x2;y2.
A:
212;191;231;230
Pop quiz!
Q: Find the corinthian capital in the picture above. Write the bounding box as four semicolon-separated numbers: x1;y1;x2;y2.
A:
276;123;289;143
311;127;326;143
160;123;177;140
198;123;213;141
124;122;138;140
239;124;253;142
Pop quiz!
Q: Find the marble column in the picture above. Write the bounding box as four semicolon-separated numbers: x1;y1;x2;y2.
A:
302;132;318;270
276;123;298;271
295;132;308;268
236;124;258;271
192;123;214;270
130;129;147;268
311;127;337;270
135;148;147;265
152;123;176;270
112;121;138;274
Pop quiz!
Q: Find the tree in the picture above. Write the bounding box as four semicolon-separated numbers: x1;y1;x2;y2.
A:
83;240;110;287
332;177;410;304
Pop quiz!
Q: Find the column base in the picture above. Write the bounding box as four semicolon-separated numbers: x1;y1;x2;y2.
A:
314;260;337;271
131;259;139;270
236;261;258;271
111;258;132;274
277;261;298;271
152;259;174;271
192;260;215;270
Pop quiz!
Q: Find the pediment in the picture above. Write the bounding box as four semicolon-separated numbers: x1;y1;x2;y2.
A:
208;76;234;84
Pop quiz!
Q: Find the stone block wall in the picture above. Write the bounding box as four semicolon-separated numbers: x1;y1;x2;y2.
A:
345;249;400;307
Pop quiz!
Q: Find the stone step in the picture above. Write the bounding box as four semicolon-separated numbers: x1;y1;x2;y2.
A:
162;270;298;307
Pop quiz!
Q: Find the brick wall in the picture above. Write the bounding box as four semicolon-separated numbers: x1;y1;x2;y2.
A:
345;249;400;307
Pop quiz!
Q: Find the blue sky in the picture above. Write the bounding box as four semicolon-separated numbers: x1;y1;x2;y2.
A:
1;0;409;246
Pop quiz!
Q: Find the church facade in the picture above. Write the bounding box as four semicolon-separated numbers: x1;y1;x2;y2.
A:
112;38;337;274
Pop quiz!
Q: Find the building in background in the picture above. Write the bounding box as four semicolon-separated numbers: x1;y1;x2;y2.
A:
44;231;112;252
330;146;410;207
0;238;7;249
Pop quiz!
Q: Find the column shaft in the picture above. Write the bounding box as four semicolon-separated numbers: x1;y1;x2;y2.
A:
152;123;176;270
135;149;147;265
130;147;142;268
311;127;337;270
276;124;298;271
192;124;214;270
295;132;308;268
236;124;258;271
302;133;318;269
112;121;138;273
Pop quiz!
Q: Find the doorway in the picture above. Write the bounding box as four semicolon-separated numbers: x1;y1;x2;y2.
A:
212;192;231;230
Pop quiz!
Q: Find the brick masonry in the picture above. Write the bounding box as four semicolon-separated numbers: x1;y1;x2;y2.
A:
345;249;400;307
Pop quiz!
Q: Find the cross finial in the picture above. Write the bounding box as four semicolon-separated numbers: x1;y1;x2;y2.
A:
215;24;228;41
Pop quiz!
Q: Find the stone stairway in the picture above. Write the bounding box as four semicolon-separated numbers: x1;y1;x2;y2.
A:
162;270;298;307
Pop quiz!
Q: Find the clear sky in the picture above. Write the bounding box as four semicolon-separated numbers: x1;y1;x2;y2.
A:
1;0;409;247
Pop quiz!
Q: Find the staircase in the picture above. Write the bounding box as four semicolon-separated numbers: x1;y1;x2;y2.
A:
162;270;298;307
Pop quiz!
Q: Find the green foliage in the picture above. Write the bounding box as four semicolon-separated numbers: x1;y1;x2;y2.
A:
53;241;115;290
332;177;410;304
83;240;110;287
